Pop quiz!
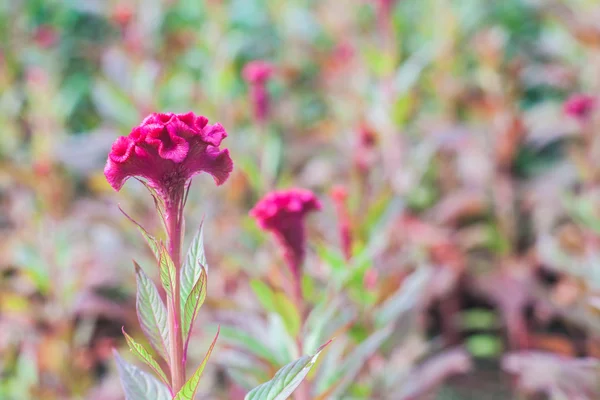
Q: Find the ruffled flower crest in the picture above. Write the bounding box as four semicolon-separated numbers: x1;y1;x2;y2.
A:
250;188;321;276
104;112;233;204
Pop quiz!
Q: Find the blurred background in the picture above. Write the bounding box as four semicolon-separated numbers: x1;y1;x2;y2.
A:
2;0;600;399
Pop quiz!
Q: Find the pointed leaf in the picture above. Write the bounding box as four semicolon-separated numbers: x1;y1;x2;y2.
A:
219;325;280;365
173;326;220;400
182;266;207;352
245;342;331;400
250;279;277;313
317;328;392;397
114;351;172;400
375;267;432;327
119;206;160;260
134;262;170;362
181;222;207;315
159;244;176;301
122;329;170;389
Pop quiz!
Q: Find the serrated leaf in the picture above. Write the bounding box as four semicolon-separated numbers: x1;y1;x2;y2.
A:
134;262;170;362
182;266;207;353
245;342;331;400
181;222;207;315
114;351;172;400
173;326;220;400
159;244;176;301
119;206;160;260
122;329;170;389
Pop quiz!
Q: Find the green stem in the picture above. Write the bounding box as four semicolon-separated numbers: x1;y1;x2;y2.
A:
166;189;185;392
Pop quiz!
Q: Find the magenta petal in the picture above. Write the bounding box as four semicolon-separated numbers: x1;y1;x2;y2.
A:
249;189;321;273
108;136;135;163
146;126;189;162
202;123;227;147
185;145;233;186
104;111;232;197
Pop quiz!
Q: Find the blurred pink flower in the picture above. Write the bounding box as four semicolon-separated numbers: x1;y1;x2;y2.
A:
34;25;59;48
242;61;274;84
564;94;596;120
354;124;378;173
376;0;396;13
330;185;352;260
363;268;378;291
243;61;275;122
112;4;134;28
250;189;321;276
104;112;233;203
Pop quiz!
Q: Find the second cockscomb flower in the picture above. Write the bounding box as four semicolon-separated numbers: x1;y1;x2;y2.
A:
250;188;321;279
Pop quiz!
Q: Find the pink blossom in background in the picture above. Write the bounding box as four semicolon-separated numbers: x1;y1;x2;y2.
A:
242;61;274;84
112;4;134;28
564;94;596;120
363;268;378;291
250;189;321;277
243;61;275;122
375;0;397;14
104;112;233;204
34;25;59;48
354;124;378;174
330;185;353;260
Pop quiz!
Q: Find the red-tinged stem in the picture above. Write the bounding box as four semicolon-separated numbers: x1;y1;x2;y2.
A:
166;188;185;392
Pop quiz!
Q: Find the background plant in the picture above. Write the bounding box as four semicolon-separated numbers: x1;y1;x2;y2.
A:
2;0;600;399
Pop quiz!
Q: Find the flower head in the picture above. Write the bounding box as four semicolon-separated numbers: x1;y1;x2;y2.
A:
564;94;596;120
250;189;321;276
243;61;275;122
242;61;274;85
104;112;233;203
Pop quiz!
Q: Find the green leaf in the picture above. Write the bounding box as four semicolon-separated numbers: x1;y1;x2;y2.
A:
181;222;207;315
119;206;160;260
114;351;172;400
122;329;170;389
273;292;301;337
245;341;331;400
375;267;432;328
182;266;207;352
316;328;391;397
250;279;277;313
159;244;177;301
219;326;280;366
173;326;220;400
134;262;170;362
466;334;503;358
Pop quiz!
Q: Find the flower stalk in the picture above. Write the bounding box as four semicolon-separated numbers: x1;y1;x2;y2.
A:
165;187;185;392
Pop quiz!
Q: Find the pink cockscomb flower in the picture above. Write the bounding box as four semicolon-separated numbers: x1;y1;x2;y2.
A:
104;112;233;204
242;61;274;85
243;61;275;122
564;94;596;120
250;189;321;279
